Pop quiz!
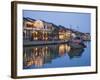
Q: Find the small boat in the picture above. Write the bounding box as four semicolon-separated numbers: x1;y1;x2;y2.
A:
68;37;86;49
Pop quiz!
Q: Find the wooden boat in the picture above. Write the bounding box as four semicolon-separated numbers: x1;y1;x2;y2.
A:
68;37;86;49
68;42;86;49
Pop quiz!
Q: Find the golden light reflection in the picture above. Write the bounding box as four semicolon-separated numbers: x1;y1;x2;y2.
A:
45;37;48;40
34;56;43;67
65;44;71;52
24;44;71;68
35;48;38;51
45;46;48;54
59;45;65;55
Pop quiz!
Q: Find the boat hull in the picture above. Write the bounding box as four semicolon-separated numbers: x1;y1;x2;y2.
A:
68;42;86;49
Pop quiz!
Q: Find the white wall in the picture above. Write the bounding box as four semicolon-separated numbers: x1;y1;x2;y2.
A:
0;0;99;80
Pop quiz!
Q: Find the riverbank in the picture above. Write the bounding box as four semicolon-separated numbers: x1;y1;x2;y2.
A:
23;40;68;46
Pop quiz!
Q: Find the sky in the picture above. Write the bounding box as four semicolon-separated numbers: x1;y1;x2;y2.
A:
23;10;91;33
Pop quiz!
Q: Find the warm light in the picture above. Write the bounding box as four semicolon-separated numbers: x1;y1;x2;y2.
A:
59;45;65;55
33;20;44;29
45;46;48;49
45;37;48;40
65;45;71;52
35;31;38;34
26;58;34;67
35;48;38;51
34;57;43;67
59;35;64;40
34;37;38;40
26;22;33;27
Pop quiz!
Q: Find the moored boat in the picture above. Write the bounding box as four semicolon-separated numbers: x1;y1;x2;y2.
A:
68;37;86;49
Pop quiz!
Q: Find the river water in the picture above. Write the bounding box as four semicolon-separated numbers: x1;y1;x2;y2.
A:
23;42;91;69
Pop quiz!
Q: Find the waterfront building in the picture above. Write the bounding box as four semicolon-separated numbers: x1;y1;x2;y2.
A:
23;17;86;41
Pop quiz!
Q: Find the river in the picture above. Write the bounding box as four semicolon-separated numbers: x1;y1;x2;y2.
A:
23;42;91;69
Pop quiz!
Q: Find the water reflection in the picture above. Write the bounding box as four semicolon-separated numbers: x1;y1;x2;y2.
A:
23;43;85;69
68;48;84;59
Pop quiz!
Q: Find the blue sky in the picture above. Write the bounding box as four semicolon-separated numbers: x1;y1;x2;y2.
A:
23;10;91;33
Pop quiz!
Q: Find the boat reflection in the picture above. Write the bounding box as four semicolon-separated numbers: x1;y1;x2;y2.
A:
68;48;84;59
23;43;84;69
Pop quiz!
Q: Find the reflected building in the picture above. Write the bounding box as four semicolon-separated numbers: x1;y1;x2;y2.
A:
23;43;84;69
